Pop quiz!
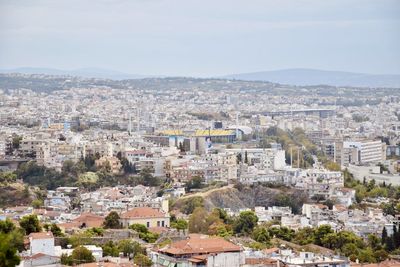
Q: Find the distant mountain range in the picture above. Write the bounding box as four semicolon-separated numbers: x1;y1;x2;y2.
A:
223;68;400;88
1;67;400;88
0;67;148;80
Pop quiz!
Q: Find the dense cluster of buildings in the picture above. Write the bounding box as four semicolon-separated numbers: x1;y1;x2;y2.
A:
1;75;400;266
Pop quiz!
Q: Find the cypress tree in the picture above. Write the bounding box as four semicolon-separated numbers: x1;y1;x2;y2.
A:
382;227;388;245
394;225;400;248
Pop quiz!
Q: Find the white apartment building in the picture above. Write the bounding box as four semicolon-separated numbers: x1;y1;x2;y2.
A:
29;232;55;256
295;169;344;198
226;148;286;171
203;152;237;182
340;140;385;166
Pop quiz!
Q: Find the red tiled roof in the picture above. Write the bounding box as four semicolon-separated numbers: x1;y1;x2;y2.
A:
263;247;279;254
245;258;278;266
29;232;53;240
121;207;166;219
159;234;241;255
58;212;104;229
23;253;60;260
77;263;134;267
333;204;347;212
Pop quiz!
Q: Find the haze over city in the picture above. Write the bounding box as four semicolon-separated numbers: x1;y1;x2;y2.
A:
1;0;400;77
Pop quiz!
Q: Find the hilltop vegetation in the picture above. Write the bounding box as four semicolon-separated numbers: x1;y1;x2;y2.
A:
172;183;309;214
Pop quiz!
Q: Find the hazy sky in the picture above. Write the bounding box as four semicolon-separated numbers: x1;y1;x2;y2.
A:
0;0;399;76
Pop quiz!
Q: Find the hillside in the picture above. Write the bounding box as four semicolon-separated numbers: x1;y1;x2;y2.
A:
0;182;34;207
224;68;400;88
174;184;309;214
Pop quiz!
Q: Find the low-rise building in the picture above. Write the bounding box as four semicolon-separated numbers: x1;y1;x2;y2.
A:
120;207;170;228
151;234;244;267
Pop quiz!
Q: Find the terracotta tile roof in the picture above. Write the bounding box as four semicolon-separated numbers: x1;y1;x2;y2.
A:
77;263;134;267
263;247;279;254
33;209;46;215
333;204;347;212
159;234;241;255
23;253;59;260
245;258;278;266
340;187;354;192
316;204;328;209
58;212;104;229
121;207;166;219
29;232;54;240
7;206;30;212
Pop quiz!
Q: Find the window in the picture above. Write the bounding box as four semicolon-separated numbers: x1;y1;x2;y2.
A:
162;221;165;227
147;222;150;227
157;221;160;227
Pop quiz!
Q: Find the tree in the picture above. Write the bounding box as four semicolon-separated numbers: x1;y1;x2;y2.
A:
171;219;188;232
12;136;22;150
178;142;185;152
129;224;159;243
0;233;20;267
381;227;388;245
103;211;122;229
373;249;389;262
236;153;242;164
385;234;395;251
44;223;64;237
60;253;73;265
272;193;304;214
140;169;160;187
188;207;209;234
0;171;17;184
357;248;376;263
233;211;258;235
252;227;271;244
268;226;295;241
212;208;231;224
185;176;204;192
323;199;335;210
0;221;24;253
0;219;16;234
181;196;204;214
367;234;381;250
325;161;341;171
70;246;95;264
394;225;400;248
19;215;42;235
31;199;43;209
77;172;99;190
118;239;143;258
134;253;152;267
120;157;136;174
293;227;315;245
313;225;333;246
207;222;232;237
102;241;119;257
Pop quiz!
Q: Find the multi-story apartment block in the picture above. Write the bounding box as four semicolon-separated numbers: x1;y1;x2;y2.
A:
338;140;386;166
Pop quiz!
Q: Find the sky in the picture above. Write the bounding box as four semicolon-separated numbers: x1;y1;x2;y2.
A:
0;0;399;77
